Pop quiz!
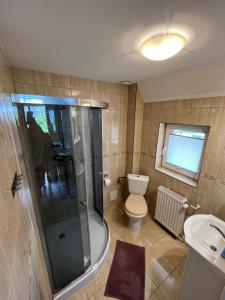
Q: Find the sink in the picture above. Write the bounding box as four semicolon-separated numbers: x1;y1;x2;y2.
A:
178;214;225;300
184;214;225;274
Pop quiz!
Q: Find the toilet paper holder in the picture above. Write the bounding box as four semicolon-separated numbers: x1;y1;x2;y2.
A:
117;176;127;183
102;172;111;187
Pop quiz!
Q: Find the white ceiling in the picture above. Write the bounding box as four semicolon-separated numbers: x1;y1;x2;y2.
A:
1;0;225;83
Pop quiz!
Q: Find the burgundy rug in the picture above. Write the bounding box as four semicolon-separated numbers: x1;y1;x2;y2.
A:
104;240;145;300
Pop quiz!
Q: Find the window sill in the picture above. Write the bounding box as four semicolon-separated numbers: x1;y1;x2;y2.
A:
155;166;198;187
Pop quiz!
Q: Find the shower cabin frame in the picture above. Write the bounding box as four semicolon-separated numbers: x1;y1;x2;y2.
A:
11;94;110;300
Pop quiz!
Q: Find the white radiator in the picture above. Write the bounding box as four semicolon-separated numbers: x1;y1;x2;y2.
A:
155;186;187;238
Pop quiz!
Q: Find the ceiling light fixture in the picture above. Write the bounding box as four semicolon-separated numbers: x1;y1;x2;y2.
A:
120;81;131;85
140;33;186;61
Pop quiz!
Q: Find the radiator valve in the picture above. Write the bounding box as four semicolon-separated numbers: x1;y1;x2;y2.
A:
183;203;200;210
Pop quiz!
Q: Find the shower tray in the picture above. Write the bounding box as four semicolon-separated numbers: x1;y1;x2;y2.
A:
53;212;110;300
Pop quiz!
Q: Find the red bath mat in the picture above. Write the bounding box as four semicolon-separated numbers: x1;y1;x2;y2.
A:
104;240;145;300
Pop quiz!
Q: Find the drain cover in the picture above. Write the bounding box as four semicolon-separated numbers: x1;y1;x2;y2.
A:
58;233;66;239
209;245;217;251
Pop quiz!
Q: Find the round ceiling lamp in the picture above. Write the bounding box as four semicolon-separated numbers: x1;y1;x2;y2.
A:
120;81;132;85
140;33;186;61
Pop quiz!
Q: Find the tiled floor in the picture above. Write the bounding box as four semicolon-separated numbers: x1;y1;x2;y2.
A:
69;200;187;300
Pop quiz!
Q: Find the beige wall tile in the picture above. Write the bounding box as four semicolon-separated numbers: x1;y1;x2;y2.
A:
211;180;225;204
2;82;15;93
166;109;176;123
15;83;36;94
110;93;121;109
12;67;34;84
120;85;128;95
35;85;49;96
109;83;121;94
110;109;120;127
218;155;225;182
205;131;225;155
211;96;225;107
53;73;70;88
149;109;161;125
207;200;225;220
90;91;105;101
47;86;72;97
176;99;192;109
0;64;13;84
198;108;210;125
201;154;221;177
161;100;176;109
34;71;53;86
191;97;212;108
97;80;107;92
176;108;200;125
70;76;79;89
208;107;225;131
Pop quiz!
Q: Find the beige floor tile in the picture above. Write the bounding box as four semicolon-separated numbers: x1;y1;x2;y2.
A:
151;260;186;300
109;214;132;237
154;237;187;268
150;287;167;300
145;245;175;287
121;230;153;249
85;262;111;297
145;274;158;299
68;287;88;300
141;220;168;245
88;285;117;299
108;221;124;242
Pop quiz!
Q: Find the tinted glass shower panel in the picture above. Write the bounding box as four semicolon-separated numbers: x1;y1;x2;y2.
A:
17;104;91;292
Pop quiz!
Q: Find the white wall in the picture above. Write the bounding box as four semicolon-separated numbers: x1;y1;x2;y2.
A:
138;58;225;102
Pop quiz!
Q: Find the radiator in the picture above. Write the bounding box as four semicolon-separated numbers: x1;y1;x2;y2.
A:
155;186;187;238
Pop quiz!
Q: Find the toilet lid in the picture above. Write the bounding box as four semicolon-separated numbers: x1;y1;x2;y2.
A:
125;194;148;216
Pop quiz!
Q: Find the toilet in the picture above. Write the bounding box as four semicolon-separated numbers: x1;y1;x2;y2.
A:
125;174;149;231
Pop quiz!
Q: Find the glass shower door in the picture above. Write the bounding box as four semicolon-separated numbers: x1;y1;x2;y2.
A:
15;103;91;292
70;107;91;268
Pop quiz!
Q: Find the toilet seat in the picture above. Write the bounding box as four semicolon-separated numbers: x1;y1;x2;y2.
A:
125;194;148;217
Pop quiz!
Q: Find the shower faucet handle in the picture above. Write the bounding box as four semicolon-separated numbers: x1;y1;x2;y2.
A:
80;200;87;207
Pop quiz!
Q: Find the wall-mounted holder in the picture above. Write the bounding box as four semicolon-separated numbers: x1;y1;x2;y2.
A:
117;176;127;184
11;172;23;197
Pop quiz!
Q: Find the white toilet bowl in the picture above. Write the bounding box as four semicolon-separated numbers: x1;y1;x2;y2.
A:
124;173;149;231
125;194;148;231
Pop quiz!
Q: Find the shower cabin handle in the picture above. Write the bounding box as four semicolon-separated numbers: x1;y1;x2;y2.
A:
80;200;87;207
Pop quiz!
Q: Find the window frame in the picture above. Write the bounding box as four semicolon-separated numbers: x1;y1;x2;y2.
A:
155;123;209;186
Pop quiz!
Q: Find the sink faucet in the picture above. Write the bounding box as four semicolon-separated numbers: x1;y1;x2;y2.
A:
210;224;225;239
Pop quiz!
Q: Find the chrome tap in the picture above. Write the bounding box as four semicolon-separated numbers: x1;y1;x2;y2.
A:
210;224;225;239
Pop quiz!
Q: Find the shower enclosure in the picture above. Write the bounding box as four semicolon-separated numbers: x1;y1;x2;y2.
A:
12;94;110;299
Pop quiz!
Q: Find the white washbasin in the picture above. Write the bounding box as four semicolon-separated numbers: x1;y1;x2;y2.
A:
184;214;225;277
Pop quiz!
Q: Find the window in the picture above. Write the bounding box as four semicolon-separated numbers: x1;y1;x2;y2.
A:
24;105;56;133
155;123;209;186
